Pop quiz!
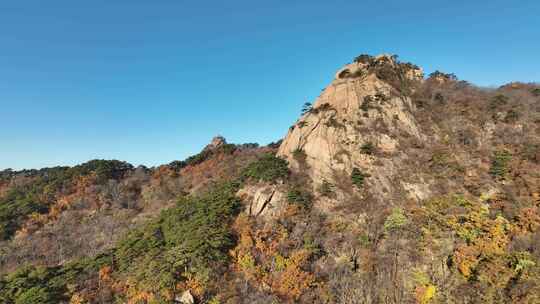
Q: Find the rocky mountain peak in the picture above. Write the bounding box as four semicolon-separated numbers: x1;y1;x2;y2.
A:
204;135;227;151
336;54;424;83
242;55;432;219
275;54;429;212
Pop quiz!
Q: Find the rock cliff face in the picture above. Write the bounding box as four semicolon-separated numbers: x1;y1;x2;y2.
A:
237;182;286;217
274;55;430;212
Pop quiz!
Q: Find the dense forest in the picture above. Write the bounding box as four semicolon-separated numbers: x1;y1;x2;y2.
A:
1;55;540;303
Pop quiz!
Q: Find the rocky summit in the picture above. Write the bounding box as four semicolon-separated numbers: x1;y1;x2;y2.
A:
1;54;540;303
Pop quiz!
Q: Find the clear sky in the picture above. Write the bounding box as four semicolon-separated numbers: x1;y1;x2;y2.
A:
1;0;539;170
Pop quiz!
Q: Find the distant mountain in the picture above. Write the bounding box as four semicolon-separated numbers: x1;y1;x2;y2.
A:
1;54;540;303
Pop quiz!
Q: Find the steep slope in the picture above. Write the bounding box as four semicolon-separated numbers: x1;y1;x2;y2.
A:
235;54;540;303
278;55;427;207
240;55;427;220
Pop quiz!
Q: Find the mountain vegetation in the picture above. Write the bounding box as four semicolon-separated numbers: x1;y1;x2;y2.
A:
1;54;540;303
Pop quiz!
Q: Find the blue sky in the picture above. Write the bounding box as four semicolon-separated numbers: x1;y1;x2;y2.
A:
1;0;539;170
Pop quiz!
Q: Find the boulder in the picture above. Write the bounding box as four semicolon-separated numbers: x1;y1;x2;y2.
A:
175;290;195;304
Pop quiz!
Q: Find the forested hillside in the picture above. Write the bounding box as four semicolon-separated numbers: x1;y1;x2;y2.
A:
1;55;540;303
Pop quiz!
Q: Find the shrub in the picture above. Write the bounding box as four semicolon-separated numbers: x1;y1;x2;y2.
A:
504;109;519;123
298;121;308;128
312;103;333;114
220;143;236;154
522;143;539;163
324;117;345;129
168;160;187;171
532;88;540;97
301;102;313;114
375;65;402;86
115;182;241;291
489;150;512;179
287;186;313;209
374;92;390;102
72;159;134;183
267;140;283;149
337;69;352;79
318;180;334;197
293;148;307;164
185;150;212;166
114;223;165;272
241;153;289;183
0;191;48;240
354;54;374;64
0;266;67;304
412;269;437;304
360;95;386;112
384;208;408;233
430;150;450;169
361;96;374;112
184;144;237;167
489;94;509;110
360;142;376;155
428;71;457;81
434;92;445;103
302;235;323;256
415;284;437;304
239;143;259;149
510;252;536;274
351;168;369;189
413;99;428;108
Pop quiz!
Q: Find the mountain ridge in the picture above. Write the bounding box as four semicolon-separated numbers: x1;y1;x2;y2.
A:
1;54;540;303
